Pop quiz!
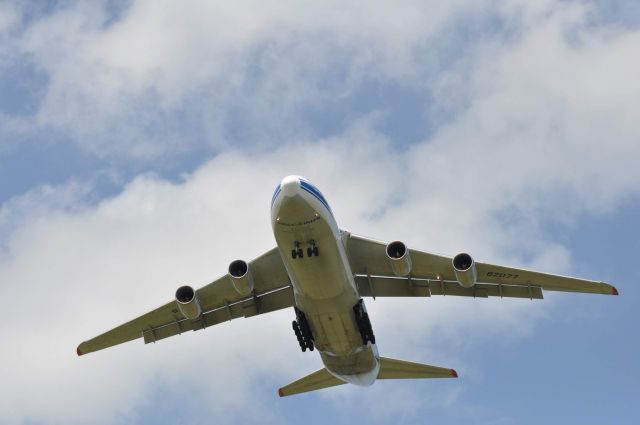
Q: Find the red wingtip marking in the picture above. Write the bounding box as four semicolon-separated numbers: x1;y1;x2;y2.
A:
278;388;285;397
611;286;619;296
76;345;83;356
450;369;458;378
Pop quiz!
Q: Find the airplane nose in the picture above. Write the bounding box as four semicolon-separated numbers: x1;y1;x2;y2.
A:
280;175;300;197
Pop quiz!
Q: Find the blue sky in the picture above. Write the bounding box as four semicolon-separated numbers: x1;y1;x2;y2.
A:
0;1;638;424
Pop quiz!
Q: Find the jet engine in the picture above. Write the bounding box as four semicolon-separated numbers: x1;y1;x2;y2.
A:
385;241;412;277
452;253;477;288
175;285;202;319
228;259;255;295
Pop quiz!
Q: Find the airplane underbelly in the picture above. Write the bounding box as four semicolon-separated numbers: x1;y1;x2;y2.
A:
307;305;361;354
309;305;380;386
291;242;349;299
275;207;353;300
272;190;378;385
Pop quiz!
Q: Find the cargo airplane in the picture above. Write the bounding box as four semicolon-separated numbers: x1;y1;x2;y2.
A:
78;175;618;396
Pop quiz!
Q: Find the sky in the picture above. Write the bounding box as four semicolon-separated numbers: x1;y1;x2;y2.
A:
0;1;638;424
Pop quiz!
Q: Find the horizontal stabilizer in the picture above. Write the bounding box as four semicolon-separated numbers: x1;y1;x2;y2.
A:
278;368;346;397
378;357;458;379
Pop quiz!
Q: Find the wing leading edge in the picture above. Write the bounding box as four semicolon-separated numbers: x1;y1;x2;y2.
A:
77;247;293;356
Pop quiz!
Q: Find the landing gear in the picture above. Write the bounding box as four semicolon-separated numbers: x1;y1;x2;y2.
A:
306;240;319;257
292;240;319;259
292;321;306;351
292;307;314;352
353;299;376;345
291;242;304;259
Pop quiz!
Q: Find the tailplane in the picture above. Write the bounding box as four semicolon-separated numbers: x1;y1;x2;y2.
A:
378;357;458;379
278;357;457;397
278;368;345;397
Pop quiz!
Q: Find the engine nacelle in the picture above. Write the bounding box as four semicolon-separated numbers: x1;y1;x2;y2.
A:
385;241;412;277
228;259;255;295
175;285;202;319
452;253;477;288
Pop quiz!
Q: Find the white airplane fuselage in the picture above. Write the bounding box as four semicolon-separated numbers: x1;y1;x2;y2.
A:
271;175;380;386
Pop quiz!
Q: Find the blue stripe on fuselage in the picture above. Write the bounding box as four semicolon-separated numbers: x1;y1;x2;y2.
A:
300;180;332;214
271;184;281;207
271;179;333;218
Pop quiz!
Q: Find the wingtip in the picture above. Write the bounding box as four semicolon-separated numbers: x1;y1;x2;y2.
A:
611;286;619;296
278;388;285;397
450;369;458;378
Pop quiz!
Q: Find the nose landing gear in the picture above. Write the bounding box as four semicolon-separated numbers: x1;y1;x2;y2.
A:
306;240;319;257
291;242;304;259
292;240;319;259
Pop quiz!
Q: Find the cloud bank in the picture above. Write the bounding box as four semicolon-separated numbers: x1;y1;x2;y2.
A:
0;1;632;160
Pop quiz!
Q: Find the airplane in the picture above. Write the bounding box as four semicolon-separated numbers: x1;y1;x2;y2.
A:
77;175;619;397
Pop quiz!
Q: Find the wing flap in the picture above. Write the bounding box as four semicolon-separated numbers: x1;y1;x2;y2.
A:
354;275;431;297
354;276;543;299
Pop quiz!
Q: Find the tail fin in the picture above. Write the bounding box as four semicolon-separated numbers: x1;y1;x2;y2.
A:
278;368;346;397
378;357;458;380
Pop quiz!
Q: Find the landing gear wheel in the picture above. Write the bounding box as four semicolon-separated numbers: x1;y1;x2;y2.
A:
307;240;319;257
294;307;315;352
353;299;376;345
292;242;304;259
292;320;308;352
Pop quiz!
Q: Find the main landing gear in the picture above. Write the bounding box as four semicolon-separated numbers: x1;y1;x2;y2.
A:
292;307;314;352
291;240;319;259
353;299;376;345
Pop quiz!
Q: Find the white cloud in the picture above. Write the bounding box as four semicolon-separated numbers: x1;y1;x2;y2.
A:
4;0;638;168
6;0;495;156
0;115;623;423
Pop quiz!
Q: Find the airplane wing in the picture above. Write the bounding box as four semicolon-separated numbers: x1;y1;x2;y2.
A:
77;247;293;356
346;234;618;299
